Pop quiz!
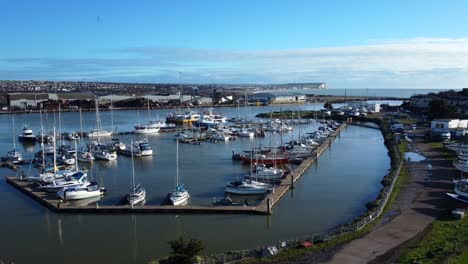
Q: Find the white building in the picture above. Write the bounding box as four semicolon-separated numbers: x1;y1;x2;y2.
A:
431;119;468;133
250;92;306;103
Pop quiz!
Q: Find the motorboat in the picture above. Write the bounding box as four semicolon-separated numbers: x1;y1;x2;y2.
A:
77;151;95;163
89;142;117;161
249;164;284;180
134;140;153;156
18;125;37;143
128;185;146;206
87;129;113;138
40;171;90;193
212;132;230;141
238;129;255;138
134;124;160;134
57;182;105;201
169;184;190;206
225;180;270;195
2;149;22;164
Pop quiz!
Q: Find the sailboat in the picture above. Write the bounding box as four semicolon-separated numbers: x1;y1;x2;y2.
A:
28;127;74;183
88;101;117;161
77;108;95;163
169;139;189;206
134;98;160;134
3;115;22;164
88;99;113;138
127;141;146;206
446;171;468;203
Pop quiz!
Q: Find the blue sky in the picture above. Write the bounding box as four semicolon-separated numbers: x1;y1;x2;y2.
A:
1;0;468;88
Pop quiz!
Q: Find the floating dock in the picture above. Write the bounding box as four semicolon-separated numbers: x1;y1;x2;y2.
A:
5;123;347;215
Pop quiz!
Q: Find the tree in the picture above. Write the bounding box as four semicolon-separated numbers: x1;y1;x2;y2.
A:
323;101;333;110
428;99;457;119
165;236;204;264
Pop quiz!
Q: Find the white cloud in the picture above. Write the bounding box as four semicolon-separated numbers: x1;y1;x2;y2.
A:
2;38;468;87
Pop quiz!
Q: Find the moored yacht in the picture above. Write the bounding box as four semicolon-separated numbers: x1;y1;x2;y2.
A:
18;125;37;143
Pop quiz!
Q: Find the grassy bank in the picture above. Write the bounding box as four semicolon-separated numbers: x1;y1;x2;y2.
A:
428;142;457;161
400;216;468;264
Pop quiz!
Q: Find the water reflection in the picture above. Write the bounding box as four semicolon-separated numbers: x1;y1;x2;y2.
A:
67;196;101;207
57;217;64;246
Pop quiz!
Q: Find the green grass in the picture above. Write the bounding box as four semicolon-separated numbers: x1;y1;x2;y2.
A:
395;118;418;125
236;227;373;264
400;217;468;264
452;249;468;264
429;142;457;161
398;139;409;160
383;163;410;214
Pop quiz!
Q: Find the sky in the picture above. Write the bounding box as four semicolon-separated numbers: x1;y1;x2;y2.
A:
1;0;468;88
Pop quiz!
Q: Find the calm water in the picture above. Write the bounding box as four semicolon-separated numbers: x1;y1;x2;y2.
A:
264;88;461;98
0;104;390;263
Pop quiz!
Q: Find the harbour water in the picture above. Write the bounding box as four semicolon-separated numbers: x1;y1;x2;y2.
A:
263;88;462;98
0;103;391;263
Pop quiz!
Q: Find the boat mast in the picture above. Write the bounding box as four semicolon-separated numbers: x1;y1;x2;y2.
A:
40;110;45;168
110;95;114;133
58;104;62;147
176;138;179;187
131;140;135;193
11;114;16;150
147;97;151;123
53;127;57;178
74;139;79;172
95;98;100;144
79;108;83;139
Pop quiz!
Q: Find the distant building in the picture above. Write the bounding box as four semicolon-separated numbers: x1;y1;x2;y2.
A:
408;94;436;110
250;92;306;103
431;119;468;133
8;93;50;109
7;93;94;109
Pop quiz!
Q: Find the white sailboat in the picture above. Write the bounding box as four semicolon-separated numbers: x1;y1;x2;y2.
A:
57;182;105;201
88;101;117;161
88;99;113;138
3;115;22;164
134;99;160;134
28;128;71;183
225;180;270;195
127;141;146;206
169;139;189;206
77;108;95;163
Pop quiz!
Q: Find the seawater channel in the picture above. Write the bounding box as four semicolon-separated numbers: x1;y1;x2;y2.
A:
0;103;392;263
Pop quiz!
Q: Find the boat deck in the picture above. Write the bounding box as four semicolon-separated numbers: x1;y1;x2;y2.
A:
5;123;347;215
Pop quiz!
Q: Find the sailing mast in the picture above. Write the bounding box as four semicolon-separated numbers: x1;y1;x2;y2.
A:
39;110;45;168
176;138;179;188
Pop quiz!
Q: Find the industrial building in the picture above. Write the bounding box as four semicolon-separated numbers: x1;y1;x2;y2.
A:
7;93;95;109
250;92;306;104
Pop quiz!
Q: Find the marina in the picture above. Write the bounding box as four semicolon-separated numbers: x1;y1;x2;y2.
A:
4;119;347;214
0;105;390;262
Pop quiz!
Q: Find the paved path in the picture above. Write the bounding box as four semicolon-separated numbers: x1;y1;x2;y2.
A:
321;140;456;264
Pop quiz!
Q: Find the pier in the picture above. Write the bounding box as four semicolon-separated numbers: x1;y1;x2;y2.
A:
5;123;347;215
258;123;347;212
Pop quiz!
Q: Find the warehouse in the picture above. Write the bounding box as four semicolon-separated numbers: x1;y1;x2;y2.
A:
250;92;306;104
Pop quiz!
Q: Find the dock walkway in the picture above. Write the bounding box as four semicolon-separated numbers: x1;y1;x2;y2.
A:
5;124;347;215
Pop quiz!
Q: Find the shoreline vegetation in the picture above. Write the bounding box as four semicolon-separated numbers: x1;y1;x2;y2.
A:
189;114;407;264
0;95;405;115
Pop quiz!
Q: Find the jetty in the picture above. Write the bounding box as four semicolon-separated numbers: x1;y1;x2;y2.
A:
5;123;347;215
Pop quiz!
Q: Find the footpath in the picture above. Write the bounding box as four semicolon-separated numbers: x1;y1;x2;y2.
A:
321;140;456;264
